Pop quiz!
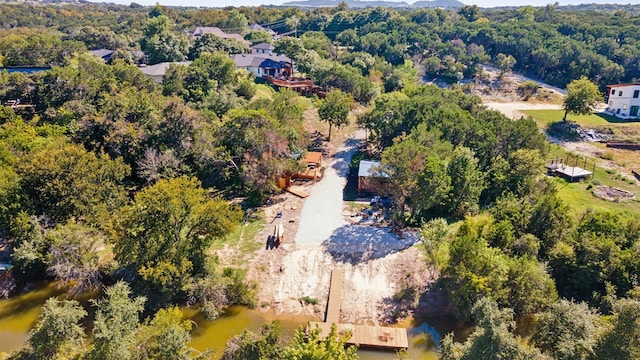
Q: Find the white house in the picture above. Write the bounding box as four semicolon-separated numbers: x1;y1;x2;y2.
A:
230;53;291;78
250;42;275;55
605;83;640;119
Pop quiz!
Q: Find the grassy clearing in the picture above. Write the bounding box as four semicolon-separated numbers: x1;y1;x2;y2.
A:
522;109;640;128
211;210;266;255
252;84;275;101
546;144;640;216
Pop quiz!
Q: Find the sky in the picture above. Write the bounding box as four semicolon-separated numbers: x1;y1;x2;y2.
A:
92;0;639;8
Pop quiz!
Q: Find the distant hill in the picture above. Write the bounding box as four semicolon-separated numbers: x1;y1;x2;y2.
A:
411;0;465;8
280;0;465;9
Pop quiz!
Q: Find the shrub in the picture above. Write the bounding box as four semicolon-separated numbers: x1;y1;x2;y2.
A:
600;151;614;160
300;296;318;305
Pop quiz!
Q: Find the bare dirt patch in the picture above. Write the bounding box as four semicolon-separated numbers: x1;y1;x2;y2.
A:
593;185;635;202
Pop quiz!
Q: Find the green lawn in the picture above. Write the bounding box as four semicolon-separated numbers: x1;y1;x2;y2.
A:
210;210;266;260
522;110;640;128
546;144;640;217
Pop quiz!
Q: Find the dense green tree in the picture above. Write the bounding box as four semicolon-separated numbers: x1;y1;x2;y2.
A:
222;9;248;34
458;5;481;22
184;52;237;103
89;282;145;360
21;298;87;360
444;216;557;320
420;218;450;278
67;26;128;50
446;146;484;218
283;323;358;360
222;321;284;360
504;255;557;316
136;307;201;360
318;89;351;141
532;300;601;360
113;177;240;298
592;299;640;360
563;77;602;121
440;298;547;360
495;53;516;78
140;15;188;64
17;140;129;224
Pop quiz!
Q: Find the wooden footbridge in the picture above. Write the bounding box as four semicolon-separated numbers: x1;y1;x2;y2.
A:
309;270;409;350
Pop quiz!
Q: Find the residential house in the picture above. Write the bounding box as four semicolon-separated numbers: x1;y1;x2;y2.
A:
249;23;277;36
230;53;291;78
90;48;115;61
138;61;191;83
605;83;640;119
250;42;275;55
89;49;147;64
192;26;250;45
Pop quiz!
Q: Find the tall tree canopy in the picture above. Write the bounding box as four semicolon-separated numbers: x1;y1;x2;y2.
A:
563;77;602;121
112;176;241;298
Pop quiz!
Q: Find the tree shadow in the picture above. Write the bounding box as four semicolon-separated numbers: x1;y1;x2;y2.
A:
596;112;640;124
309;130;329;156
265;235;280;250
331;138;364;177
321;225;419;265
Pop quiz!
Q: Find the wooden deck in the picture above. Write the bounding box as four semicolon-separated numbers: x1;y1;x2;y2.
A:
285;186;309;198
310;269;409;350
547;164;593;180
309;322;409;350
325;269;343;323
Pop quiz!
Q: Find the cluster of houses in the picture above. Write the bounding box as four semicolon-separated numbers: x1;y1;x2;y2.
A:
99;24;293;84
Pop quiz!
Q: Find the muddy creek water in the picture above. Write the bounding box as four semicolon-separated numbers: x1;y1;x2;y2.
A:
0;283;471;359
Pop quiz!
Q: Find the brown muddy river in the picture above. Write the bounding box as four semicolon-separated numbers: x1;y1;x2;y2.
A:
0;282;471;359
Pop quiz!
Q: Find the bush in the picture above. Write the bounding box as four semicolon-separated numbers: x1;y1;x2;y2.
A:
300;296;318;305
547;121;580;141
600;151;614;160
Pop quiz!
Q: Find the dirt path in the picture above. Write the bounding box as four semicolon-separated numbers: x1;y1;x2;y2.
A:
247;131;431;325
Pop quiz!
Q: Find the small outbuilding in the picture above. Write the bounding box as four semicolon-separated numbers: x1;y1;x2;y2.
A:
293;151;323;181
358;160;388;194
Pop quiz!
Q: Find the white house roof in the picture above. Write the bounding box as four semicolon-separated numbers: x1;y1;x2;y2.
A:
251;42;275;51
139;61;190;77
358;160;389;178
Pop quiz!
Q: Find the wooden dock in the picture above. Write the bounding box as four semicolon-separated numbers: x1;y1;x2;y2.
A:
310;269;409;350
309;322;409;350
325;269;343;323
